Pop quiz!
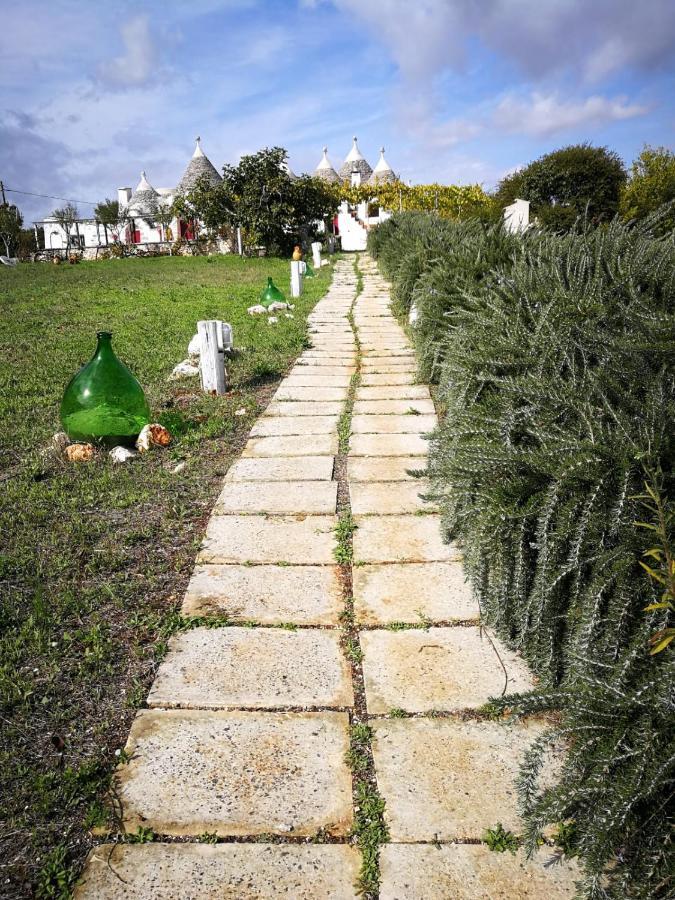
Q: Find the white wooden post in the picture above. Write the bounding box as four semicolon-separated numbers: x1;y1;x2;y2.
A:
197;320;227;394
311;241;321;268
237;226;243;256
290;260;303;298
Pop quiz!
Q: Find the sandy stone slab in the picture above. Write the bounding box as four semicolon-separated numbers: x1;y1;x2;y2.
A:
360;628;532;713
198;515;336;565
250;416;339;437
360;363;417;374
353;562;478;623
300;351;356;361
264;402;343;418
149;627;353;709
275;386;348;402
353;400;435;416
347;456;427;482
350;481;434;515
350;433;429;457
295;358;356;368
242;435;338;457
361;373;416;386
289;365;356;377
361;348;415;357
351;415;437;435
359;354;416;364
282;374;352;387
183;564;342;623
378;844;580;900
225;456;334;481
214;481;337;515
356;385;431;401
75;843;361;900
371;718;545;839
353;515;458;564
116;709;353;837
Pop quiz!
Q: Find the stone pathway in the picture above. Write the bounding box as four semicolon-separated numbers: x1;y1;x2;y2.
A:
75;257;579;898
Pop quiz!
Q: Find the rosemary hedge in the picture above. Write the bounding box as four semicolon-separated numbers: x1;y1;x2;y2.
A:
368;213;675;898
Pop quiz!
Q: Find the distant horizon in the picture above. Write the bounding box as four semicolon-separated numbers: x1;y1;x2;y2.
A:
2;0;674;222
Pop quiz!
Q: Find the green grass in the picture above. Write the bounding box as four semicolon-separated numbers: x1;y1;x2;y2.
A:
0;253;333;898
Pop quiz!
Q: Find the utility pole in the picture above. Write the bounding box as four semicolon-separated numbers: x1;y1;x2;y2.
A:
0;181;7;205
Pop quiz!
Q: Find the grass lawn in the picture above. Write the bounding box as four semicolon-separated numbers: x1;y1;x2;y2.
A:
0;254;333;898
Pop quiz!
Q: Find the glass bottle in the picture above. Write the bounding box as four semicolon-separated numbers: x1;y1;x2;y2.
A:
60;331;150;446
260;276;286;308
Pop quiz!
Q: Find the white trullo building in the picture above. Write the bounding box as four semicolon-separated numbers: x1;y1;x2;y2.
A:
314;138;398;251
35;138;223;255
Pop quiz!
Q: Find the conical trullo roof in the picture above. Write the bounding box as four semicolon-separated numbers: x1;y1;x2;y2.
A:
282;159;298;181
177;137;222;194
369;147;397;185
128;171;159;215
314;147;339;183
338;136;372;181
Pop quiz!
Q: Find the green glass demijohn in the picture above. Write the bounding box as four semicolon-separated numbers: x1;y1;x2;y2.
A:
260;276;286;308
304;260;316;278
60;331;150;446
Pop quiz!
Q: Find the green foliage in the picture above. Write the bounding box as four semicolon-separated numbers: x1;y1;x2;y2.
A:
371;210;675;898
0;201;23;256
175;147;339;255
483;822;520;854
94;198;120;227
621;145;675;234
495;143;626;229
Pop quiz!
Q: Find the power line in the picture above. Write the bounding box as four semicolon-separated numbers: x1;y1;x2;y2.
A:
3;187;100;206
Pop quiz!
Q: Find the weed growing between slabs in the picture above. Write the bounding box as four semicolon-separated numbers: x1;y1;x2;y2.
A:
332;255;388;898
0;253;333;898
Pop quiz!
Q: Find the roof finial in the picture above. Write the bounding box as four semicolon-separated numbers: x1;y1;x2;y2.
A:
323;145;328;154
141;170;147;180
380;146;385;155
195;135;201;146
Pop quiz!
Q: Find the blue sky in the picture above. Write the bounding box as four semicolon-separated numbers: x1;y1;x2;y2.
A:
1;0;674;222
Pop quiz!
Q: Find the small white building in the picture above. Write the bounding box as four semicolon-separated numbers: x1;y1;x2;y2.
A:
315;138;397;251
34;138;222;255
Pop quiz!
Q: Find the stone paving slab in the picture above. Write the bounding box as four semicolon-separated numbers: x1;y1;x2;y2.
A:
225;456;334;481
214;481;337;515
116;709;353;837
353;515;460;563
300;351;356;360
283;373;352;386
250;415;339;437
75;843;362;899
264;401;343;417
295;359;356;369
183;564;343;623
275;386;349;402
149;627;353;709
360;363;417;374
356;385;431;401
198;515;336;564
347;456;427;482
361;373;416;386
360;628;533;713
351;414;437;434
353;562;478;623
350;433;430;457
242;435;338;457
371;718;546;840
350;480;434;515
378;844;579;900
290;365;356;377
353;399;435;415
361;348;415;357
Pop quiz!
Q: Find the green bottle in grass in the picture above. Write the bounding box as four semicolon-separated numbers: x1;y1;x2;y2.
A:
60;331;150;446
260;276;286;308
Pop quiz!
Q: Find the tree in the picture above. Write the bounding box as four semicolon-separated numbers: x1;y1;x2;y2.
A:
52;202;79;253
620;145;675;233
495;144;627;230
0;203;23;257
153;200;176;249
94;197;126;245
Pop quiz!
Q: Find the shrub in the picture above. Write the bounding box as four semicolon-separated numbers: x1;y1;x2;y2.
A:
371;211;675;898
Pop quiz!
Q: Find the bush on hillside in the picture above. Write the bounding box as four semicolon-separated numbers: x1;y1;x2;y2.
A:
368;212;675;898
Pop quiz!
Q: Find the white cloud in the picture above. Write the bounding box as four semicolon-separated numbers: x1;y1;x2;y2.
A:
493;92;647;137
97;16;160;88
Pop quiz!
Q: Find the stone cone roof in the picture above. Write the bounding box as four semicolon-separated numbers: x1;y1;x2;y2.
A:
369;147;397;185
128;171;159;215
177;137;222;194
282;160;298;181
315;147;340;184
338;136;372;181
